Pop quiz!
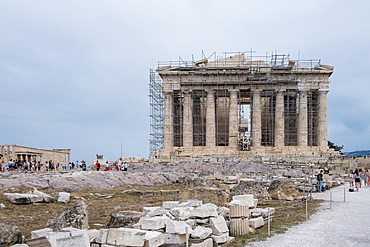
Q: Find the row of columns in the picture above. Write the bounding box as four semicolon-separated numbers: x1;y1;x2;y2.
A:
252;89;328;148
163;89;328;151
163;90;240;151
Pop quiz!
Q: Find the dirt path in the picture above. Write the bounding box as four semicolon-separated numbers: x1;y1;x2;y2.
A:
247;183;370;247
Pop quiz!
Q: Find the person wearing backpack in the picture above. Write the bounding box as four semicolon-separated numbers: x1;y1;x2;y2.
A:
317;170;323;193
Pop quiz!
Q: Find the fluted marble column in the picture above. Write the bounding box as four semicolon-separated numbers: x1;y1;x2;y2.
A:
206;90;216;147
229;90;239;150
183;91;193;148
297;90;308;147
163;92;173;151
319;89;329;148
274;90;285;147
252;90;261;147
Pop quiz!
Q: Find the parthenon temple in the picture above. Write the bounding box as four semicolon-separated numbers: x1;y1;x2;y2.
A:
149;52;339;162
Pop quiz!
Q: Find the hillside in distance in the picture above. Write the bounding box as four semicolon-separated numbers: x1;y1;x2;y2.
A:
344;150;370;156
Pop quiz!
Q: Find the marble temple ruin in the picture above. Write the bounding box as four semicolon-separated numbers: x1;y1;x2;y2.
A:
149;52;339;162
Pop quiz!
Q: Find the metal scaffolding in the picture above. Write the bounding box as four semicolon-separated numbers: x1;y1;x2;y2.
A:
149;69;164;156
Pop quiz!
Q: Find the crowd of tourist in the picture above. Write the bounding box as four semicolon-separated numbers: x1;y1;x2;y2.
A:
1;158;128;172
348;168;370;191
94;158;128;171
0;159;88;172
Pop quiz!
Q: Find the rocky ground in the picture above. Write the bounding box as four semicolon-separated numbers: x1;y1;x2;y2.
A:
0;161;303;192
0;161;344;246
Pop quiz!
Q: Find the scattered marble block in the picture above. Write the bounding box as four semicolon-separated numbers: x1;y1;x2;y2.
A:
249;217;264;229
260;207;275;218
217;207;230;217
232;194;254;208
106;228;145;246
249;208;262;217
170;207;194;220
147;208;170;217
95;229;109;244
31;228;53;239
143;207;161;215
88;229;99;243
209;216;228;235
187;199;203;207
58;192;70;204
191;203;218;218
162;201;180;209
166;221;193;235
211;232;229;243
140;216;168;230
162;233;186;245
191;226;213;240
144;231;164;247
46;230;89;247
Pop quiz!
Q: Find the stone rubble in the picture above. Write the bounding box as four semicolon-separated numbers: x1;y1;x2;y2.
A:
21;194;280;246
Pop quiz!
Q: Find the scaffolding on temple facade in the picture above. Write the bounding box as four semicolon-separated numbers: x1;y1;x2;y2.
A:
148;51;329;160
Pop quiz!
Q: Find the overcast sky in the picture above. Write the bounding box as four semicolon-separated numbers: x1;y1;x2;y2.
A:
1;0;369;163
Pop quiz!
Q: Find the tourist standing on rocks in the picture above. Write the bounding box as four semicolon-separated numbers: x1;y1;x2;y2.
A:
354;169;361;191
349;170;354;188
1;161;5;172
105;161;110;171
82;161;86;171
118;158;123;171
317;170;323;193
95;161;101;171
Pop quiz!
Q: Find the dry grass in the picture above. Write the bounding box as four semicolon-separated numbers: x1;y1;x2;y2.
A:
0;184;185;239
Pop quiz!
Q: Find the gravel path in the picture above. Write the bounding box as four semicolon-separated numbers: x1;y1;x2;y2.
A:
247;183;370;247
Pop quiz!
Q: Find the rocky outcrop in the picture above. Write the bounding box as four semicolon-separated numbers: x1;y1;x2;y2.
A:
46;201;89;231
181;176;213;188
175;187;230;207
268;180;300;200
231;181;271;201
107;211;146;228
0;223;23;247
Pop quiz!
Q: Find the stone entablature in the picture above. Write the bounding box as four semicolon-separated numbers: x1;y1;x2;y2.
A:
151;52;338;162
